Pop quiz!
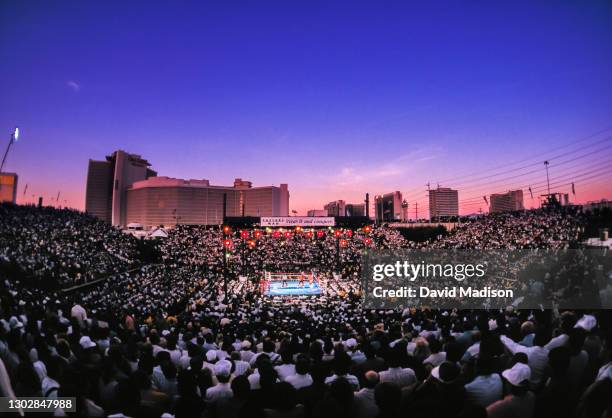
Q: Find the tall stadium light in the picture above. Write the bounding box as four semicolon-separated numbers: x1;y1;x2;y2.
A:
0;127;19;173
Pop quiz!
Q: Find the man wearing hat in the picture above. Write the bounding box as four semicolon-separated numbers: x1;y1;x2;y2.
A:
487;362;535;418
205;360;233;404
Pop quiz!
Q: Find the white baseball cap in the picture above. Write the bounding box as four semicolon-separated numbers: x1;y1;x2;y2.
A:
574;314;596;332
502;363;531;386
79;336;96;350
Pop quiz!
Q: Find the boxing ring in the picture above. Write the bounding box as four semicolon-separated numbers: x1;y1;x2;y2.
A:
261;271;322;296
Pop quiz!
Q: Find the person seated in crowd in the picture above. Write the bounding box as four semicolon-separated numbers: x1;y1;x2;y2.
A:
205;359;233;405
286;354;314;390
324;352;360;390
353;370;379;418
464;355;503;407
487;362;535;418
378;348;417;389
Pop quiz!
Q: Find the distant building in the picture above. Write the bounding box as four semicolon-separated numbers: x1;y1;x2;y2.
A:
345;203;366;217
541;193;570;208
490;190;524;213
324;200;346;217
0;172;18;204
321;200;366;217
400;199;409;222
307;209;328;217
375;191;402;222
429;187;458;219
85;150;156;226
86;150;289;228
125;176;289;228
583;199;612;211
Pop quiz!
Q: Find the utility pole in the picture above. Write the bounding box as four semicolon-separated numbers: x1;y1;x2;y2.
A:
544;161;551;196
415;202;418;220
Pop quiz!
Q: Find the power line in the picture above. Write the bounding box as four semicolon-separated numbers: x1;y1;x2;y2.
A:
401;128;612;199
458;161;612;204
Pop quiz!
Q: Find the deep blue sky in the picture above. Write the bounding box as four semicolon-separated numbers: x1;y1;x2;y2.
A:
1;0;611;213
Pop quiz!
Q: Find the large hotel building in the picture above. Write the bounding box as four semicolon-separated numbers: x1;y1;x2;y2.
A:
428;187;459;219
85;150;289;228
375;191;403;222
489;189;524;213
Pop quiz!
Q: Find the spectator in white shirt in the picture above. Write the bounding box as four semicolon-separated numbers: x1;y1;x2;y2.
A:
70;304;87;329
275;350;296;381
423;338;446;368
325;352;360;390
379;349;417;389
487;362;535;418
230;351;250;376
500;331;550;389
41;357;63;399
353;371;379;418
345;338;367;364
205;360;233;404
464;356;503;407
285;354;313;390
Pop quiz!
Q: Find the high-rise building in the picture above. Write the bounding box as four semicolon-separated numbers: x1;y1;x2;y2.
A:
0;172;18;204
85;150;156;226
125;177;289;228
429;187;458;219
490;190;524;213
85;150;290;228
375;191;402;222
324;200;346;217
345;203;366;217
307;209;327;217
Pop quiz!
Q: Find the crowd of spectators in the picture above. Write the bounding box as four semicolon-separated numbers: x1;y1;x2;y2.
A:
0;203;611;417
0;204;138;287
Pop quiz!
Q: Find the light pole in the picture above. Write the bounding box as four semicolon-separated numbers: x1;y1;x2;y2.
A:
0;127;19;173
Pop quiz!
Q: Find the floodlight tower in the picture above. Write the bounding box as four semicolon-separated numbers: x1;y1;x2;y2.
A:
0;127;19;173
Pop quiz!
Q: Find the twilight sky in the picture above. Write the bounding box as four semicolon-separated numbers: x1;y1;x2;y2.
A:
1;0;611;215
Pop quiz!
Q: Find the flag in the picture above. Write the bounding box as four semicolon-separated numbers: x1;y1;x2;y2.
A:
483;196;488;204
571;183;575;195
528;187;533;199
23;183;28;196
